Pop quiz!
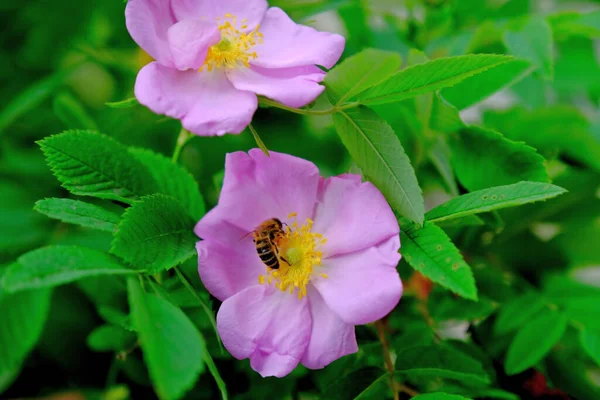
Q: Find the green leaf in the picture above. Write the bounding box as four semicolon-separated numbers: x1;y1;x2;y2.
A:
97;306;136;332
431;293;496;322
321;367;387;400
393;323;436;351
111;194;197;273
494;292;547;335
442;59;534;110
355;54;513;105
466;389;517;400
435;386;518;400
581;330;600;366
430;94;465;134
395;343;490;384
426;182;567;223
0;68;73;136
34;198;120;232
549;11;600;40
38;130;157;204
2;245;136;292
436;214;485;228
0;289;51;383
324;48;402;105
0;368;19;395
87;324;137;352
411;394;470;400
128;277;204;400
105;97;139;109
542;276;600;331
269;0;352;20
333;107;424;224
401;221;477;300
505;308;568;375
0;182;50;259
450;126;549;191
53;91;98;130
484;106;600;173
504;16;554;79
129;148;205;220
429;138;459;196
547;346;600;400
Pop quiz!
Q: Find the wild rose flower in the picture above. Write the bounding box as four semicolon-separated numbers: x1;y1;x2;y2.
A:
125;0;345;136
195;149;403;377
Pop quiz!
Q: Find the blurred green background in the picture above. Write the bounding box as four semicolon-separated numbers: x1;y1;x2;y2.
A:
2;0;600;399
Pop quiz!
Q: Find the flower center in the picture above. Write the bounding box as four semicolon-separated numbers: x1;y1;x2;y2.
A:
201;14;263;72
258;213;328;299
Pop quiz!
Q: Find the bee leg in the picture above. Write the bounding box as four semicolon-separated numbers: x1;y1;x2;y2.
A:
280;256;290;265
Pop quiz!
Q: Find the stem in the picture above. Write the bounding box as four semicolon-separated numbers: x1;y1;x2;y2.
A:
417;298;442;343
249;124;270;156
172;127;192;163
338;102;361;110
258;97;338;116
397;383;420;397
174;267;223;353
138;274;147;292
375;319;399;400
203;348;228;400
105;356;120;387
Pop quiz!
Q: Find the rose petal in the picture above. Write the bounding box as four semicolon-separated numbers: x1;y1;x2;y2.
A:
195;150;320;234
196;237;264;301
252;7;345;69
194;212;248;247
227;64;325;108
301;286;357;369
312;236;402;325
167;19;221;70
171;0;267;30
313;175;400;257
217;285;311;377
125;0;176;67
134;62;257;136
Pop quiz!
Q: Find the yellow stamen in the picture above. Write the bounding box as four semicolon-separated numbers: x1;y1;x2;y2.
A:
259;214;327;299
200;14;263;71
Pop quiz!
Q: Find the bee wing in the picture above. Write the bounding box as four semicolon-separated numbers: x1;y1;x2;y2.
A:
238;230;254;242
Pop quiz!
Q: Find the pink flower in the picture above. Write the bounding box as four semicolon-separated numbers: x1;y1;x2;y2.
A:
125;0;345;136
195;150;402;377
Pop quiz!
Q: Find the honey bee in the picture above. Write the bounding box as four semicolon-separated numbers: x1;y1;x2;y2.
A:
243;218;289;270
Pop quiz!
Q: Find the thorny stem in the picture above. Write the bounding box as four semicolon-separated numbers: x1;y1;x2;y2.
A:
174;266;223;353
375;319;399;400
375;319;421;398
172;127;193;163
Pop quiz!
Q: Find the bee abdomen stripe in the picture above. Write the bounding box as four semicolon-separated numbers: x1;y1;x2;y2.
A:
265;258;279;268
260;253;275;262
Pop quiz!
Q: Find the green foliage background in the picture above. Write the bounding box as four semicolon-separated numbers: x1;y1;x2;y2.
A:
1;0;600;399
